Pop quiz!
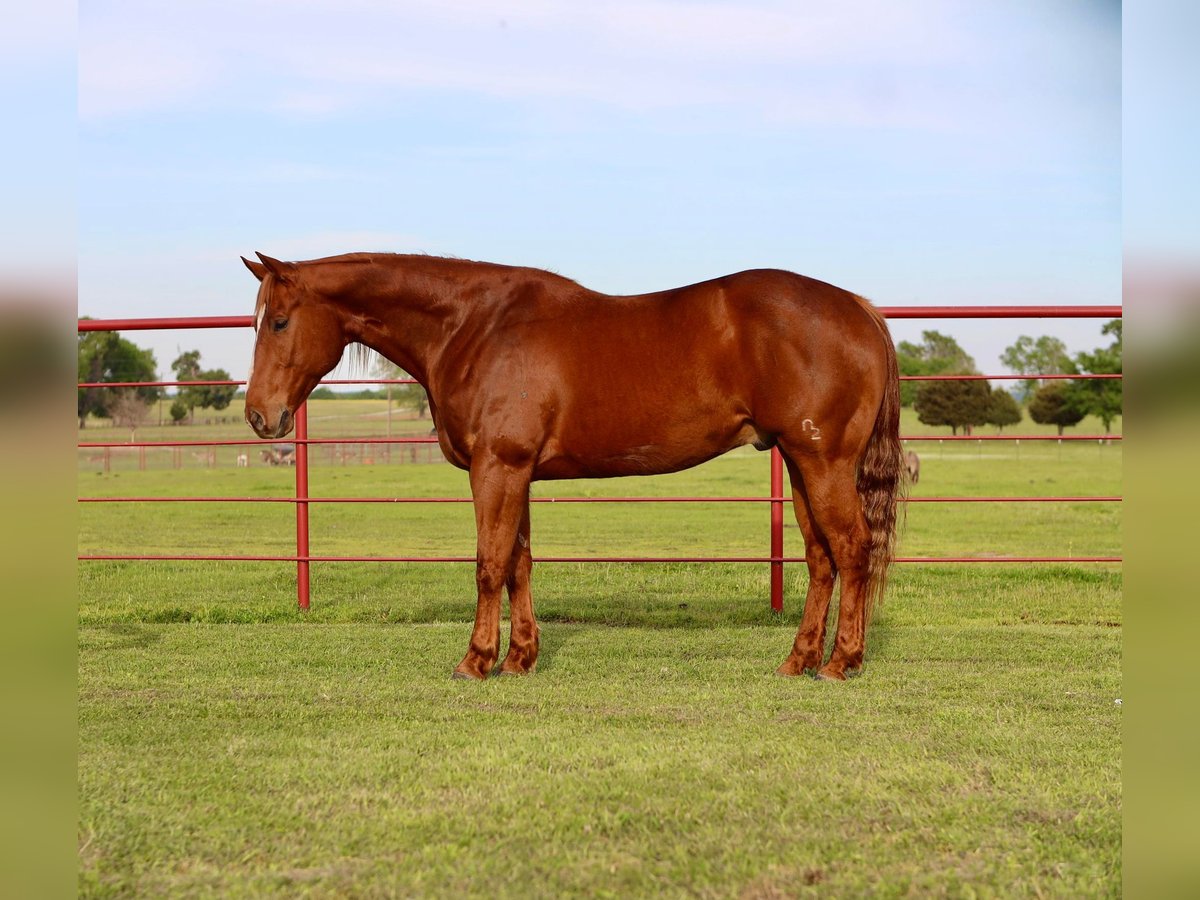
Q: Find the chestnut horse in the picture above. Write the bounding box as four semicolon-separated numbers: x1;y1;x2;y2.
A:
242;252;903;681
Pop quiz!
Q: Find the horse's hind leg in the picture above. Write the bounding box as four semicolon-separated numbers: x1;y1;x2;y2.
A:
775;452;838;676
780;449;871;681
499;499;539;675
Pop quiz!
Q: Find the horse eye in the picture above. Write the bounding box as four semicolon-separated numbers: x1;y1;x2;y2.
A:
272;318;288;333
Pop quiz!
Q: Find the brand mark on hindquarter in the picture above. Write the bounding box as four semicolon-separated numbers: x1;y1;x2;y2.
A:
801;419;822;441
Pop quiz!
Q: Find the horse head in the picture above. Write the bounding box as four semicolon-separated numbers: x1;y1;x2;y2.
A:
242;252;347;439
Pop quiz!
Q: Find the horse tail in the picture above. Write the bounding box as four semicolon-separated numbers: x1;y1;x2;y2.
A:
853;298;905;622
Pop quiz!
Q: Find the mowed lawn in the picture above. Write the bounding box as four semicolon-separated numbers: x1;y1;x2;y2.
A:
78;409;1121;897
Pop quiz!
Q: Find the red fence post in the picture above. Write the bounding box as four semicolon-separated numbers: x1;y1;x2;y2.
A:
295;402;311;610
770;447;784;612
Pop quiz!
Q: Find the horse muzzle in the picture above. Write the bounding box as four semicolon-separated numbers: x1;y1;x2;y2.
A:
246;406;293;440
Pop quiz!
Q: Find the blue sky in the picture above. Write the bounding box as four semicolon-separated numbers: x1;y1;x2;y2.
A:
1125;0;1200;262
76;0;1123;382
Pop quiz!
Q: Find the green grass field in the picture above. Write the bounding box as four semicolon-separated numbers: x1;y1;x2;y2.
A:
77;404;1122;897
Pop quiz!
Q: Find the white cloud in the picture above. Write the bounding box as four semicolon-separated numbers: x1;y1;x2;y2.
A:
76;0;1116;152
79;0;978;123
262;0;966;65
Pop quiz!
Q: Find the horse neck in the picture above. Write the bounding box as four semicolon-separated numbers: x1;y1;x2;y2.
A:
331;258;479;385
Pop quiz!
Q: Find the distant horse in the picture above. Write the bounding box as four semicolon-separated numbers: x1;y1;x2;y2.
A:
905;450;920;484
236;453;248;467
242;252;903;681
259;444;296;466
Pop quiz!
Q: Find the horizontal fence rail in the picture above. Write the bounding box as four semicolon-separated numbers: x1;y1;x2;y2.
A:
78;304;1122;611
79;496;1121;504
79;555;1123;564
74;435;1123;449
77;306;1123;333
77;373;1123;389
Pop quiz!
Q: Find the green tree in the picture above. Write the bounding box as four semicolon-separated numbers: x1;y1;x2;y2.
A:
1068;320;1122;432
171;350;201;383
171;350;237;423
77;329;160;427
914;378;992;435
986;387;1022;432
1028;381;1086;435
1000;335;1074;403
896;331;976;407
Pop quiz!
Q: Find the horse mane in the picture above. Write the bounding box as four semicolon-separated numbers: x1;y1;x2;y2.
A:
298;251;583;290
342;342;382;380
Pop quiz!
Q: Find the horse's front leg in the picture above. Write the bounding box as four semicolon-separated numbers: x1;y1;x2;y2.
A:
453;454;533;681
499;499;538;675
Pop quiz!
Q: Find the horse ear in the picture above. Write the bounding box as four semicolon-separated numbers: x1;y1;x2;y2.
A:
255;252;295;282
242;256;267;281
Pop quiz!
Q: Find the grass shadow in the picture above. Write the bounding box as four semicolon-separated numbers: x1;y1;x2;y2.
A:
524;621;575;674
79;623;166;652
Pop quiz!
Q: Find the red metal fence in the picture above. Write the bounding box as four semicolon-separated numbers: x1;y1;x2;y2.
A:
78;305;1122;611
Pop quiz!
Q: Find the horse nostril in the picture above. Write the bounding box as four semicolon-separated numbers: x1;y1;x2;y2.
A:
248;409;265;433
276;408;292;437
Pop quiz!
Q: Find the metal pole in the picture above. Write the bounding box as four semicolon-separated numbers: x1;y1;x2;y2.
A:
770;447;784;612
295;402;311;610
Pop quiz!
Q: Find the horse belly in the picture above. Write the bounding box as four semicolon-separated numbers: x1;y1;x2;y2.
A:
534;394;758;480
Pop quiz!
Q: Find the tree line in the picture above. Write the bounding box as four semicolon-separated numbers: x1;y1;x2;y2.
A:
900;320;1121;435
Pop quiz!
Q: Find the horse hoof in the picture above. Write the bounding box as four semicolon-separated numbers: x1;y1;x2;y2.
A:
451;669;485;681
775;657;819;677
815;667;847;682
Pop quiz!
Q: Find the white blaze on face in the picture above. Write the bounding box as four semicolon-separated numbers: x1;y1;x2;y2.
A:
248;279;269;387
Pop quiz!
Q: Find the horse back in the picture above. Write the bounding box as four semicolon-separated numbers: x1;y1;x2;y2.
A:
528;267;885;405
